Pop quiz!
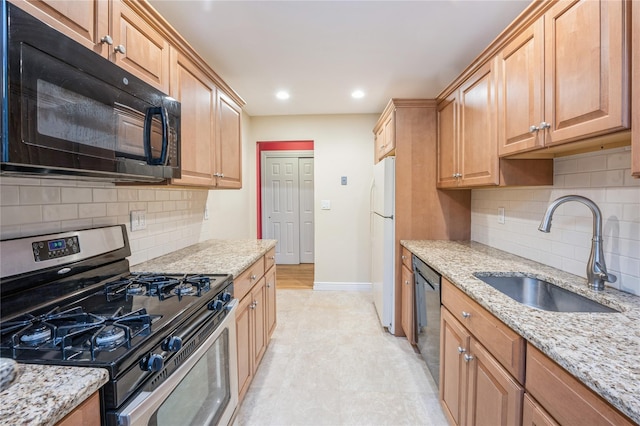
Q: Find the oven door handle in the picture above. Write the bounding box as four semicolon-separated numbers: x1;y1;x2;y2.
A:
117;300;238;426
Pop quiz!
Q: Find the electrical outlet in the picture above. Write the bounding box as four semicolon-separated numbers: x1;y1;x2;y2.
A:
321;200;331;210
204;206;209;220
498;207;505;224
341;176;347;185
130;210;147;231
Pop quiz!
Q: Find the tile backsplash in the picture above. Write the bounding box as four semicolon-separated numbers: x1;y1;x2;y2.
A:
471;147;640;296
0;177;212;266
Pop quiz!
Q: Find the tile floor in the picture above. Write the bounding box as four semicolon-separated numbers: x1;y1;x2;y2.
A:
233;289;448;426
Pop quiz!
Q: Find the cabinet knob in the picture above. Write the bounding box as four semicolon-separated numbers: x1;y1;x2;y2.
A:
250;274;257;280
457;346;466;354
401;255;406;260
270;256;275;260
463;354;474;363
267;283;271;288
529;124;540;133
100;35;113;45
461;311;471;318
539;121;551;130
250;301;256;309
405;280;410;285
114;44;126;54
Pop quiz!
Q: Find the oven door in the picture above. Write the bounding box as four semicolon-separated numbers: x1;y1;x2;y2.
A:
118;301;238;426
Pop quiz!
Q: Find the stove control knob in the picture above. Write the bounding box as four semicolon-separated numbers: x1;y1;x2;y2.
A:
142;353;164;372
162;336;182;352
221;292;232;302
209;299;224;311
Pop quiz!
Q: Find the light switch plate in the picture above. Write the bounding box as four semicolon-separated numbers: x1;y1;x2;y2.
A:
130;210;147;231
321;200;331;210
341;176;347;185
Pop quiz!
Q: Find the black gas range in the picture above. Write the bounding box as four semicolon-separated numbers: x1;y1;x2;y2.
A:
0;225;234;423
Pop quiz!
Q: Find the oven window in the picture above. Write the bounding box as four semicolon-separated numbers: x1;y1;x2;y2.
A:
150;329;230;426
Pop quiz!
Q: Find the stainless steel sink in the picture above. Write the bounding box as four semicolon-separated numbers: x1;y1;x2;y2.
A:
473;274;618;313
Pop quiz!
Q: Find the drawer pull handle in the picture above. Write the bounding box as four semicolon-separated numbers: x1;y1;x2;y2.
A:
463;354;474;363
461;311;471;318
457;347;466;354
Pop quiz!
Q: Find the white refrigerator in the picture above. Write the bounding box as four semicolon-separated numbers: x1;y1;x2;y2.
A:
370;156;395;334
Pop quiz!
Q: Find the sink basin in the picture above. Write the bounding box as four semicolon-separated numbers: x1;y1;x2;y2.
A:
473;274;618;313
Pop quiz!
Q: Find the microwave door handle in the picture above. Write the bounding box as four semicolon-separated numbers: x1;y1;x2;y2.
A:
143;107;169;166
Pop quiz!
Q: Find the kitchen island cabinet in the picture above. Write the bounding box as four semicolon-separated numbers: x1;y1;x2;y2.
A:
633;0;640;178
56;391;101;426
402;240;640;425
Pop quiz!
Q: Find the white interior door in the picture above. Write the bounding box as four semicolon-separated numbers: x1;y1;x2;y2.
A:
264;157;300;264
299;158;314;263
262;152;315;265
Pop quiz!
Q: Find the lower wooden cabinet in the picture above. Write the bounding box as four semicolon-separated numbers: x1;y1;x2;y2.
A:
235;250;277;403
400;263;415;345
440;307;523;426
56;391;100;426
522;393;558;426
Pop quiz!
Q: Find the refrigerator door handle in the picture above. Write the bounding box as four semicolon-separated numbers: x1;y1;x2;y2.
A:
373;211;394;220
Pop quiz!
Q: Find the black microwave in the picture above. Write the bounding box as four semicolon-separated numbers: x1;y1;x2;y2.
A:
0;3;180;182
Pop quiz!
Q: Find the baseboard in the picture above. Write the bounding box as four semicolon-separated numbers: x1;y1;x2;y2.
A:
312;282;372;291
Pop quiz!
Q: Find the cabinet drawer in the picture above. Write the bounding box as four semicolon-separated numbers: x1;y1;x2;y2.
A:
526;344;634;426
441;279;525;383
401;247;412;269
264;248;276;271
234;257;265;301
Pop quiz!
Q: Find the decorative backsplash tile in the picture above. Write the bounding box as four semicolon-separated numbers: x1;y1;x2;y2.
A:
0;178;212;266
472;147;640;296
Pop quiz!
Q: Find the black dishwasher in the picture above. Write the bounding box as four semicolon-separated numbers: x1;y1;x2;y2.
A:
413;255;441;386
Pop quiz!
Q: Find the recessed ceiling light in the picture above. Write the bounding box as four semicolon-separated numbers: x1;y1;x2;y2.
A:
351;90;365;99
276;91;290;100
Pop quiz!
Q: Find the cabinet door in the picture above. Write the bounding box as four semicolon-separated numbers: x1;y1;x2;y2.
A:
544;0;629;145
170;48;216;187
111;0;170;93
56;391;101;426
252;277;268;370
401;264;415;345
374;126;385;163
436;95;459;188
236;295;253;401
459;59;499;187
382;112;395;157
215;91;242;189
440;308;471;426
265;266;277;339
522;394;559;426
466;339;523;426
497;18;545;156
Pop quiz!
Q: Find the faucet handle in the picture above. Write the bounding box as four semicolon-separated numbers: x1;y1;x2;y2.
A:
596;262;617;283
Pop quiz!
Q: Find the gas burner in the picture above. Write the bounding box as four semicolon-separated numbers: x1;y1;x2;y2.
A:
126;283;145;296
95;326;127;348
20;325;52;346
173;283;195;296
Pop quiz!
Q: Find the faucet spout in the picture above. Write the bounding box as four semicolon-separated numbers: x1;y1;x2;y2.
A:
538;195;616;291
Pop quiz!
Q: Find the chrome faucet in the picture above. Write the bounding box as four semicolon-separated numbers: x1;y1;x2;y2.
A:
538;195;616;291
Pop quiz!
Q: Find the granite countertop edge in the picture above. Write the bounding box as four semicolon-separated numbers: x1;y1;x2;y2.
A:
402;239;640;425
130;239;277;277
0;364;108;426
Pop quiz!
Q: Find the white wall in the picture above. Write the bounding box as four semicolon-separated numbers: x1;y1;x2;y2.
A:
251;114;378;287
471;147;640;295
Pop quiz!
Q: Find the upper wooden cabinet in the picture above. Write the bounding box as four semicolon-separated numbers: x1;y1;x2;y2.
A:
170;48;217;187
497;0;630;156
11;0;170;93
373;109;396;162
215;91;243;189
437;59;500;188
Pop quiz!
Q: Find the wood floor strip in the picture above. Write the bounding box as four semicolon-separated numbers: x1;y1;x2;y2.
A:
276;263;314;289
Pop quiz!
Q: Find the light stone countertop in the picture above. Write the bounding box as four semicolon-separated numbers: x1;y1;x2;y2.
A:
0;364;108;426
130;239;277;277
402;240;640;425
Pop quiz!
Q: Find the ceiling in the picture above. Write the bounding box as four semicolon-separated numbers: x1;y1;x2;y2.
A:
148;0;531;117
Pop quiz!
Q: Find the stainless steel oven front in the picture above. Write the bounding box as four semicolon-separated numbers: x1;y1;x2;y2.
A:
118;300;239;426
